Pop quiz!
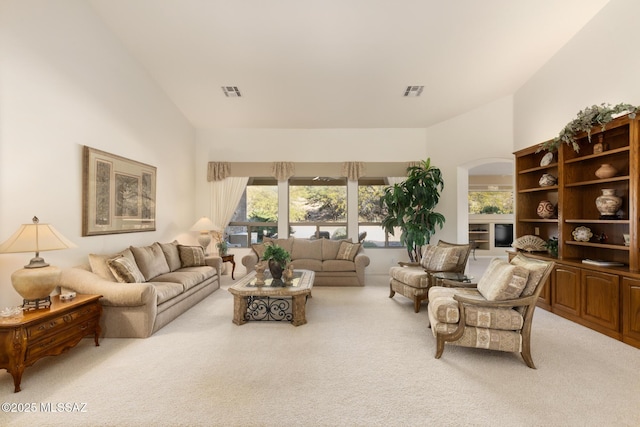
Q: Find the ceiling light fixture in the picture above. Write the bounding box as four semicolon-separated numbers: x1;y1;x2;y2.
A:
221;86;242;97
403;86;424;97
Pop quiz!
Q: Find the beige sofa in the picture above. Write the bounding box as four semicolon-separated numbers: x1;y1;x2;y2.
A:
60;241;221;338
242;237;369;286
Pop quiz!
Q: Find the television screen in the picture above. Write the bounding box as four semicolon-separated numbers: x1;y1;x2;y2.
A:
494;224;514;247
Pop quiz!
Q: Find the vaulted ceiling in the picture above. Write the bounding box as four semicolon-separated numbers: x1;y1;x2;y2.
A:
90;0;610;129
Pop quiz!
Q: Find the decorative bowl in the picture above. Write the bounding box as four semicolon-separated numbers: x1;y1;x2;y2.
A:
540;152;554;167
572;226;593;242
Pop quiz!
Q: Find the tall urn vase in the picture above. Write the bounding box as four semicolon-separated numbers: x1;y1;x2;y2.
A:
268;260;284;280
595;189;622;219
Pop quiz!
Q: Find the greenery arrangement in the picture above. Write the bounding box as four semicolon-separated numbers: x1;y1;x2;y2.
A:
539;103;640;153
545;237;558;258
216;240;228;255
380;158;445;262
261;244;291;266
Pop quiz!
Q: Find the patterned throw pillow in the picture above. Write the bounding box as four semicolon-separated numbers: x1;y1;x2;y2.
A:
421;245;460;272
477;258;530;301
336;241;360;261
178;245;206;268
107;255;146;283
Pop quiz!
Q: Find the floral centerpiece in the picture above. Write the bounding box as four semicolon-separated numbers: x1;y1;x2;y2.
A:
261;244;291;280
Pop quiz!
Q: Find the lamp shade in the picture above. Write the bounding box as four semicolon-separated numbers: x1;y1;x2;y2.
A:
0;222;76;254
190;217;216;232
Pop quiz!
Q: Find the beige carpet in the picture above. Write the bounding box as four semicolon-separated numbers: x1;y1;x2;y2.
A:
2;267;639;426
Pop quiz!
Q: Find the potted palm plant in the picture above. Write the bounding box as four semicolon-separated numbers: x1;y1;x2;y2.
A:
261;244;291;280
380;158;445;263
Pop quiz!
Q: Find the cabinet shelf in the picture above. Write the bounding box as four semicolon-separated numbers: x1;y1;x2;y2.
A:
564;241;630;251
518;185;558;193
519;218;558;223
564;146;629;164
519;163;558;174
565;219;629;224
565;176;629;188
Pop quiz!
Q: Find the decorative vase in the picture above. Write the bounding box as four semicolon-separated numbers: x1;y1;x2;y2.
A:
595;164;617;179
539;173;557;187
268;260;284;280
536;200;555;219
595;189;622;219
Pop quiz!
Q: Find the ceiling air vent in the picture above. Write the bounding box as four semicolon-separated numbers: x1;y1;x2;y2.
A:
221;86;242;97
403;86;424;97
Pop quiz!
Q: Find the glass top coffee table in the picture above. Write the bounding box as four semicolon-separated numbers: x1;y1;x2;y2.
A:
432;272;476;288
228;269;315;326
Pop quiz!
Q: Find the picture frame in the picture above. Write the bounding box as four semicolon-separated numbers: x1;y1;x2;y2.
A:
82;146;157;236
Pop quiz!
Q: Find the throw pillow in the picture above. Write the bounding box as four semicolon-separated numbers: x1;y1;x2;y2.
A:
336;241;360;261
251;241;271;260
178;245;206;267
131;243;171;281
477;258;530;301
158;241;182;272
421;245;460;272
88;253;118;282
107;255;146;283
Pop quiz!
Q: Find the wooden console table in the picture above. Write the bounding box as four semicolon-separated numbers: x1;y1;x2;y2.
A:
0;294;102;392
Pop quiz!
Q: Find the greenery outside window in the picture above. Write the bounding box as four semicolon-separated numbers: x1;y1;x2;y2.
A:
227;178;278;247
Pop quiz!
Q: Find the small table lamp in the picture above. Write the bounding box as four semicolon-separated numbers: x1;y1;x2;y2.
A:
0;216;76;310
190;217;217;255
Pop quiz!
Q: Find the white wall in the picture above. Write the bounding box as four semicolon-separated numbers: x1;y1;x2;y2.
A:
0;0;196;306
514;0;640;150
426;96;515;245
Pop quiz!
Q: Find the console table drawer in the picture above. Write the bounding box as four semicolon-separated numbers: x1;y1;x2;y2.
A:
25;317;99;362
26;303;100;341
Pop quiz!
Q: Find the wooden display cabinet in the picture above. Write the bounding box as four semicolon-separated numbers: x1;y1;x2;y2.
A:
513;113;640;349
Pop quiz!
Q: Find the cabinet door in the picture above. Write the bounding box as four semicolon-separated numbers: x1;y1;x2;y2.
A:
581;269;619;334
622;277;640;347
552;264;580;319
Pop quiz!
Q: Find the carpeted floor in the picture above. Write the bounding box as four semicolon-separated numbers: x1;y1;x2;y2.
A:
2;261;639;426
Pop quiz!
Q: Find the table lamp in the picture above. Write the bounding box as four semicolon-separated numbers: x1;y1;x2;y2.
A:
190;217;216;255
0;216;76;309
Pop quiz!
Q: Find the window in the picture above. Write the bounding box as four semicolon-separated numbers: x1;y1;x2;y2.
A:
289;177;347;239
358;178;402;248
227;178;277;247
468;190;514;214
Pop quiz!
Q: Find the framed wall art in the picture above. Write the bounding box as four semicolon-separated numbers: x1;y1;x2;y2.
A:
82;146;157;236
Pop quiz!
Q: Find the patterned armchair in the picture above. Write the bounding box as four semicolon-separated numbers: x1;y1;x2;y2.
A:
388;241;471;313
427;254;554;368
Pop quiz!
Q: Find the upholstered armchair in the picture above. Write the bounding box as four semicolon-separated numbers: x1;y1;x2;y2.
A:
388;241;471;313
427;254;554;368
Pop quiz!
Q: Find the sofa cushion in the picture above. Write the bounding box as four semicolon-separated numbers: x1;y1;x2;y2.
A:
178;245;206;267
322;239;349;260
389;265;430;288
290;259;323;271
89;253;119;282
108;255;146;283
153;267;215;291
509;254;550;297
158;241;182;272
336;241;360;261
252;237;294;259
477;258;529;301
420;245;460;271
130;243;171;281
149;282;184;304
322;259;356;272
428;287;524;330
292;239;323;260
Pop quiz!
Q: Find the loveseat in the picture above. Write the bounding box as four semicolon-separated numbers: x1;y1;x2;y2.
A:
59;241;222;338
241;237;369;286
